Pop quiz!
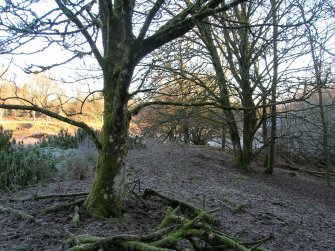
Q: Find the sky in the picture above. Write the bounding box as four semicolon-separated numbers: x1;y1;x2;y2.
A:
0;0;334;100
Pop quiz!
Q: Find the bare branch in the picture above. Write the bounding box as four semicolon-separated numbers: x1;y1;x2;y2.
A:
136;0;247;61
137;0;165;41
54;0;103;66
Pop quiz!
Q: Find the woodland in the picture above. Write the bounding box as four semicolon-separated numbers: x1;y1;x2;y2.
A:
0;0;335;250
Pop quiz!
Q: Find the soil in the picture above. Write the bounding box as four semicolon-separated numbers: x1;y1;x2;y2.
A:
0;142;334;251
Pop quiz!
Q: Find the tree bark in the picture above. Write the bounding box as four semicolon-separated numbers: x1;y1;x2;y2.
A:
265;0;278;174
239;2;256;170
218;3;256;170
83;2;135;217
84;63;133;217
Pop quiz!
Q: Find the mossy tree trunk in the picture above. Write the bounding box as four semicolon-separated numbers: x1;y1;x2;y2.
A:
261;92;269;168
84;0;247;217
240;88;257;170
220;2;256;171
84;2;135;217
84;66;133;217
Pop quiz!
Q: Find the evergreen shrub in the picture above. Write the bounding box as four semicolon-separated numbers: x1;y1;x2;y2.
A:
38;128;89;149
0;127;56;191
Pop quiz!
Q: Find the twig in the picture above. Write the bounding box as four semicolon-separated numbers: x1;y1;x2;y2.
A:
126;181;149;210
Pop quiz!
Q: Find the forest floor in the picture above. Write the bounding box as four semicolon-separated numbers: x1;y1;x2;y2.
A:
0;142;334;251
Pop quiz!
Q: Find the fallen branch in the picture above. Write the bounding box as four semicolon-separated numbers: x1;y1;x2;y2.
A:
32;192;89;200
67;226;176;251
300;168;335;177
280;158;335;178
0;192;89;203
281;156;300;171
142;188;202;216
43;199;85;213
68;189;268;251
0;205;34;222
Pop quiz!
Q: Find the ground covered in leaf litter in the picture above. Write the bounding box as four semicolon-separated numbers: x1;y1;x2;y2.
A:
0;142;334;251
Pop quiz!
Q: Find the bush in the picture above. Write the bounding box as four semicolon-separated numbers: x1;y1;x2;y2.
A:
0;125;13;151
38;128;90;149
54;141;98;179
0;147;56;191
61;154;93;180
0;128;56;191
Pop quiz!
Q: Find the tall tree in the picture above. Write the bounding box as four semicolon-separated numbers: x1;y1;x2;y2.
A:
299;0;334;183
196;19;242;162
0;0;245;217
265;0;279;174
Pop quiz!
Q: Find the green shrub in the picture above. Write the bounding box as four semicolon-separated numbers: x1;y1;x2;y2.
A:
0;146;56;191
0;127;56;191
0;125;13;151
38;128;90;149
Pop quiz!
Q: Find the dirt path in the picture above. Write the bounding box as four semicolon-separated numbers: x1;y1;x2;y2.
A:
0;142;334;250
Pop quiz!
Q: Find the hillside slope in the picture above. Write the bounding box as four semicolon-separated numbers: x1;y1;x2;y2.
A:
1;142;334;250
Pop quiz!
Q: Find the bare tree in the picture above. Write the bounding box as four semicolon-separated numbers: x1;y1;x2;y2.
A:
0;0;246;217
299;0;334;183
264;0;279;174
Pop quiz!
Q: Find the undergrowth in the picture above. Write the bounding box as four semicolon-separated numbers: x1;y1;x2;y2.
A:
39;127;146;151
38;128;89;149
0;126;56;191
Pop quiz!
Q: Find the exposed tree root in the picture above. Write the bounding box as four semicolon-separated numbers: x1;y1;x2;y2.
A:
68;189;271;251
0;205;34;222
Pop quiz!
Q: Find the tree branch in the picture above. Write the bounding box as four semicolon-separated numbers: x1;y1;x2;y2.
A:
136;0;246;61
130;101;219;116
54;0;103;66
137;0;165;41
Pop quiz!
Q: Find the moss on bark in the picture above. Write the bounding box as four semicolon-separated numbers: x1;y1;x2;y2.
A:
84;93;130;218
